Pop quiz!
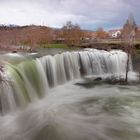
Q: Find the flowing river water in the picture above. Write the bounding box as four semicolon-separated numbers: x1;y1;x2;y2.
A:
0;49;140;140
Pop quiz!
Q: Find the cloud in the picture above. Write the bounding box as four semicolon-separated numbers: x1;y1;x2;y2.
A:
0;0;139;30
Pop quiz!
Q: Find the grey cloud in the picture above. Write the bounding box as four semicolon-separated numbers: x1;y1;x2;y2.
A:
0;0;139;30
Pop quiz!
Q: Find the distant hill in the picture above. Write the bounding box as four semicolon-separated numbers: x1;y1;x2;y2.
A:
0;25;53;47
0;25;96;47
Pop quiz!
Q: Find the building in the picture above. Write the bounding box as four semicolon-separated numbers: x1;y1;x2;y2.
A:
122;13;137;40
108;29;122;38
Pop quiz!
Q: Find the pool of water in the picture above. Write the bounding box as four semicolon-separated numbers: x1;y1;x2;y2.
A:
0;49;140;140
0;48;80;64
0;80;140;140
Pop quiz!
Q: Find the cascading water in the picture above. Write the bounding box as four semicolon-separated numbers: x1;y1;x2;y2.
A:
0;49;135;114
0;49;139;140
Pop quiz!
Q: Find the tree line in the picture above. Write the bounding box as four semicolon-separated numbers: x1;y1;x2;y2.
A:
0;17;140;48
0;22;109;48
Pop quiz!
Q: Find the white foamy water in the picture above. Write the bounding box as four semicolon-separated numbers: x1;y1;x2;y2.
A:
0;83;140;140
0;49;139;140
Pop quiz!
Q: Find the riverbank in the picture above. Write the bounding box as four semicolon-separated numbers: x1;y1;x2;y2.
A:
1;43;140;74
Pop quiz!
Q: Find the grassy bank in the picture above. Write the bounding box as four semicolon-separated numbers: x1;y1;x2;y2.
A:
40;43;69;48
92;40;140;46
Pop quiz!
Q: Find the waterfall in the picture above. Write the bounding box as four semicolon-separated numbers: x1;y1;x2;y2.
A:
0;49;133;114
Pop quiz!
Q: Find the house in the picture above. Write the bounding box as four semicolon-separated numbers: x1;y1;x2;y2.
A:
108;29;122;38
82;30;96;41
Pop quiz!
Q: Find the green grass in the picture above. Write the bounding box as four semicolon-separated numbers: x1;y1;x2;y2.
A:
103;40;122;45
96;40;140;46
134;41;140;45
40;43;68;48
136;49;140;54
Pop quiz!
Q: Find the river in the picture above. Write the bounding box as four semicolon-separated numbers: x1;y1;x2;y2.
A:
0;82;140;140
0;48;140;140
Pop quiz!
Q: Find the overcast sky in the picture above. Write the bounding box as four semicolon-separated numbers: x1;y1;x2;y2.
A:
0;0;139;30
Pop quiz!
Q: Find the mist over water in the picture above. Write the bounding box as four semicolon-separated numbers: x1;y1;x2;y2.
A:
0;49;140;140
0;83;140;140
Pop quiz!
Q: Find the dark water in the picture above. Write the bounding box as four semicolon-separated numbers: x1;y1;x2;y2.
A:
36;47;80;56
0;48;80;64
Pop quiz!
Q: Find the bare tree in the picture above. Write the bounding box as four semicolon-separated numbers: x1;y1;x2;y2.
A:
62;21;83;46
96;27;108;39
122;13;137;82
